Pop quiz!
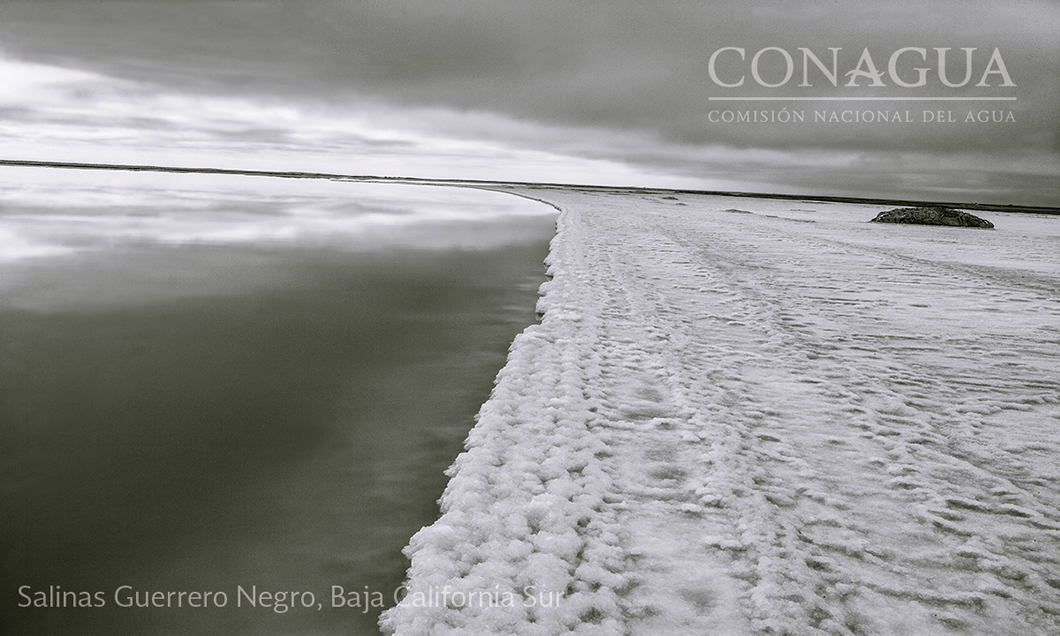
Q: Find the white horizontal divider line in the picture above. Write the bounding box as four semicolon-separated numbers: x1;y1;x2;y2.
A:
708;96;1017;101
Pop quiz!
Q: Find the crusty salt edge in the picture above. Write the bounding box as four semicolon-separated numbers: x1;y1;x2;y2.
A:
380;204;629;635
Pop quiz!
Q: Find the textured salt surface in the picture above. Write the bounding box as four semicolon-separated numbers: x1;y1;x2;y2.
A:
382;189;1060;635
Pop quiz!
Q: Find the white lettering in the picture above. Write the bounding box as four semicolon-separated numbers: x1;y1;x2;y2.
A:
845;49;886;87
976;48;1016;86
799;47;841;86
936;47;976;87
708;47;745;87
751;47;794;87
888;47;929;87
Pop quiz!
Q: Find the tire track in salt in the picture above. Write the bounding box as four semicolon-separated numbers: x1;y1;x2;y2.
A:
520;189;1060;635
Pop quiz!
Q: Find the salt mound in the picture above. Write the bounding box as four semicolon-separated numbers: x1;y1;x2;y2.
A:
870;206;994;228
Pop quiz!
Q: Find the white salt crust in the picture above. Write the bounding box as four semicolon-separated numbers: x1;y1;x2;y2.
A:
381;189;1060;635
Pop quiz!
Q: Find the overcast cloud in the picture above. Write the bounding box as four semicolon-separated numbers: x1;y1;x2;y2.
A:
1;0;1057;205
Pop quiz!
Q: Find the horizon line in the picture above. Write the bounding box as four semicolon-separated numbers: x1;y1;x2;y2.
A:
0;158;1055;215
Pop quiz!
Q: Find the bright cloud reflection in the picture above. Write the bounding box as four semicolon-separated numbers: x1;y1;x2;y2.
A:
0;167;558;264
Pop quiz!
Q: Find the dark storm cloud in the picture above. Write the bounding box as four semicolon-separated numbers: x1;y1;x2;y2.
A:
1;0;1057;203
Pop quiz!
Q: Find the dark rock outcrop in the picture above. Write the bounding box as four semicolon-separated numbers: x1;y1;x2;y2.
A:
870;207;994;228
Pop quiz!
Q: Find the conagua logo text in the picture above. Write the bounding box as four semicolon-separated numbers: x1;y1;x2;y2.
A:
708;47;1015;88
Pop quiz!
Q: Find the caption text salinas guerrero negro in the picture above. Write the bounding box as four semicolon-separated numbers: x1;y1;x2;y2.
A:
17;584;563;614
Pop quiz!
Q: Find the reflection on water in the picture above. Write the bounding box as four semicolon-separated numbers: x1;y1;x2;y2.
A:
1;217;553;634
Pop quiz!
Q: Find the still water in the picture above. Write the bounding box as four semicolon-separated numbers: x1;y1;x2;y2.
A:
0;170;556;635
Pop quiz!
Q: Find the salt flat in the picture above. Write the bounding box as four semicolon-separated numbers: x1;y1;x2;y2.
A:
383;188;1060;636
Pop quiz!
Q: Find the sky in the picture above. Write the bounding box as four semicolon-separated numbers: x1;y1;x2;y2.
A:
0;0;1057;206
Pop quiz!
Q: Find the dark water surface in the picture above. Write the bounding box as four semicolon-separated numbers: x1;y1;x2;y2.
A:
0;237;551;635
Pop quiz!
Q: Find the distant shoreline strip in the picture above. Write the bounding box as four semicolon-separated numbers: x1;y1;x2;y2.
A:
1;158;1055;215
709;96;1017;101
